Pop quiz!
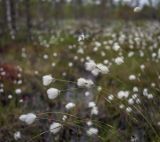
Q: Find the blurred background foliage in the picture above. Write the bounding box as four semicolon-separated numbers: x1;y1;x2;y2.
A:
0;0;160;43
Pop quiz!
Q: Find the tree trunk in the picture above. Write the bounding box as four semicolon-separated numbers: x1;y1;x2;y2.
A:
5;0;16;39
0;0;7;36
10;0;16;34
24;0;32;41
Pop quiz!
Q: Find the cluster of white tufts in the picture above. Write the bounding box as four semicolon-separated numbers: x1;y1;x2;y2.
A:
88;101;99;115
117;91;129;99
77;78;94;88
86;127;98;136
143;88;153;99
85;60;109;76
42;75;60;100
19;113;37;125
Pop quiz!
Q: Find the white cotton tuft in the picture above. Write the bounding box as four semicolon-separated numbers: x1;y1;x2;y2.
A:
86;120;93;126
112;43;120;51
77;78;94;88
15;88;22;95
129;75;136;80
133;86;138;92
19;113;36;125
19;114;27;122
49;122;62;134
158;48;160;59
119;104;125;109
88;101;96;108
134;7;142;13
77;78;86;87
65;102;75;110
62;115;67;121
85;60;96;71
117;91;129;99
108;94;114;101
97;86;102;92
91;68;100;76
115;57;124;65
128;98;134;105
85;61;109;75
97;63;109;74
91;106;99;115
78;33;85;41
47;88;60;100
86;127;98;136
42;75;54;86
14;131;21;140
126;107;132;113
85;91;90;96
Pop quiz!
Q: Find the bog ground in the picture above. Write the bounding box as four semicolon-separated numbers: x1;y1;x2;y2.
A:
0;21;160;142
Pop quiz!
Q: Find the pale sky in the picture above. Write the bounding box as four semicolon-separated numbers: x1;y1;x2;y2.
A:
140;0;150;5
71;0;158;7
114;0;157;6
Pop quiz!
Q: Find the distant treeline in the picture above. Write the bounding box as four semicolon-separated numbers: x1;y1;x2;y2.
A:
0;0;160;40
